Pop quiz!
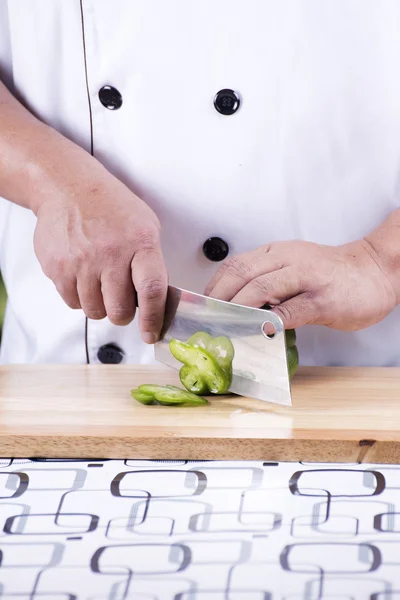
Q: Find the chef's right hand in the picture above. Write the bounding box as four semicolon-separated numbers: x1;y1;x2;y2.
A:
0;78;167;342
33;162;168;344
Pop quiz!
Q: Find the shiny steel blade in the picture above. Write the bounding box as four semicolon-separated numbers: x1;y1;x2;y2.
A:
154;286;292;406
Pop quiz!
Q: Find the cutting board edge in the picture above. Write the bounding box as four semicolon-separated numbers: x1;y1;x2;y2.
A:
0;434;398;464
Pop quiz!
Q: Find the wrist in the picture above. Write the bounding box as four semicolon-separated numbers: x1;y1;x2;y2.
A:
1;118;98;216
23;127;99;216
363;208;400;304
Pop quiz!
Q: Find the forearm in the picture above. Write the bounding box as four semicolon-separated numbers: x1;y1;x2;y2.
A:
0;79;103;215
364;208;400;303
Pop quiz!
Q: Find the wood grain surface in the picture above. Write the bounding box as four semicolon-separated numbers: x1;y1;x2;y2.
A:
0;364;399;462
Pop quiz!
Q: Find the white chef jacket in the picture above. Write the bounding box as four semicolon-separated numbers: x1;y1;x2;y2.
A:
1;0;400;367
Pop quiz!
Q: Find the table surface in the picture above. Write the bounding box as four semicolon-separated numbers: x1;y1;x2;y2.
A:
1;364;400;462
0;457;398;598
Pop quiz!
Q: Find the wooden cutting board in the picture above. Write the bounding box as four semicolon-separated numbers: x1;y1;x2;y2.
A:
1;364;400;463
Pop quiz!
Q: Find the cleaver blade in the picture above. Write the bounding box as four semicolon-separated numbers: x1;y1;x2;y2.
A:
154;285;292;406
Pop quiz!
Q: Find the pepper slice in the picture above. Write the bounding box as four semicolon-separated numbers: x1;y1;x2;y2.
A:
186;332;234;368
179;365;209;395
207;336;235;370
156;386;208;406
186;331;214;350
170;339;230;394
130;388;155;405
208;336;234;394
130;384;208;406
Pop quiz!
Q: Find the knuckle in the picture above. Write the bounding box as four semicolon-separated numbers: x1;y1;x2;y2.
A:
222;257;252;280
303;289;321;310
251;276;271;296
100;240;123;262
137;277;166;302
141;312;159;330
47;255;69;277
275;302;295;324
107;305;135;325
134;228;159;254
306;291;325;323
108;314;134;326
71;247;90;269
296;268;309;290
85;307;107;321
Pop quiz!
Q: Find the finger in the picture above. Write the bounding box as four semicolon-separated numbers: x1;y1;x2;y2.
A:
101;265;137;326
77;275;107;320
270;292;320;329
205;247;283;301
54;277;82;310
204;248;264;297
131;246;168;344
40;253;82;310
231;267;302;308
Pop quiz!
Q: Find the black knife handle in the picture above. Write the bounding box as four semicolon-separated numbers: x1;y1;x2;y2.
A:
260;303;272;310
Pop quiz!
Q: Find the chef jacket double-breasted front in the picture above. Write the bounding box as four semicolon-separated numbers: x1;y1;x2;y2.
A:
1;0;400;367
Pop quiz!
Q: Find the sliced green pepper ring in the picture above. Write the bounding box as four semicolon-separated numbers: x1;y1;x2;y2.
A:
136;384;170;396
135;383;208;406
130;388;156;405
207;336;234;369
156;386;208;406
166;385;208;405
170;339;230;394
179;365;209;395
186;331;214;350
187;332;234;370
211;366;233;394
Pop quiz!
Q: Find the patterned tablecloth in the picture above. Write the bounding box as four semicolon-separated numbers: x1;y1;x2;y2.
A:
0;457;398;599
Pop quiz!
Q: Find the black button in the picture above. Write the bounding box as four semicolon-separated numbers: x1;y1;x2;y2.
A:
203;237;229;262
97;343;124;364
98;85;123;110
214;89;240;115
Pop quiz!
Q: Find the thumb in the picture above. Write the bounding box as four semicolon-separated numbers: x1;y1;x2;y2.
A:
270;293;318;330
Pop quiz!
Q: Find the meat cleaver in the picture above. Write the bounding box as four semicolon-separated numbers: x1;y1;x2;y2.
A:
154;285;292;406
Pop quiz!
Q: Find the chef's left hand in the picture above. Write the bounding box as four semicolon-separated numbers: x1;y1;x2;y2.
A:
205;239;398;331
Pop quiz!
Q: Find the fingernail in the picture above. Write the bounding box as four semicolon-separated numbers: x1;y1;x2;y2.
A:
142;332;157;345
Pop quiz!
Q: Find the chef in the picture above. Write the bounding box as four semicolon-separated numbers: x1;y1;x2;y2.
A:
0;0;400;368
